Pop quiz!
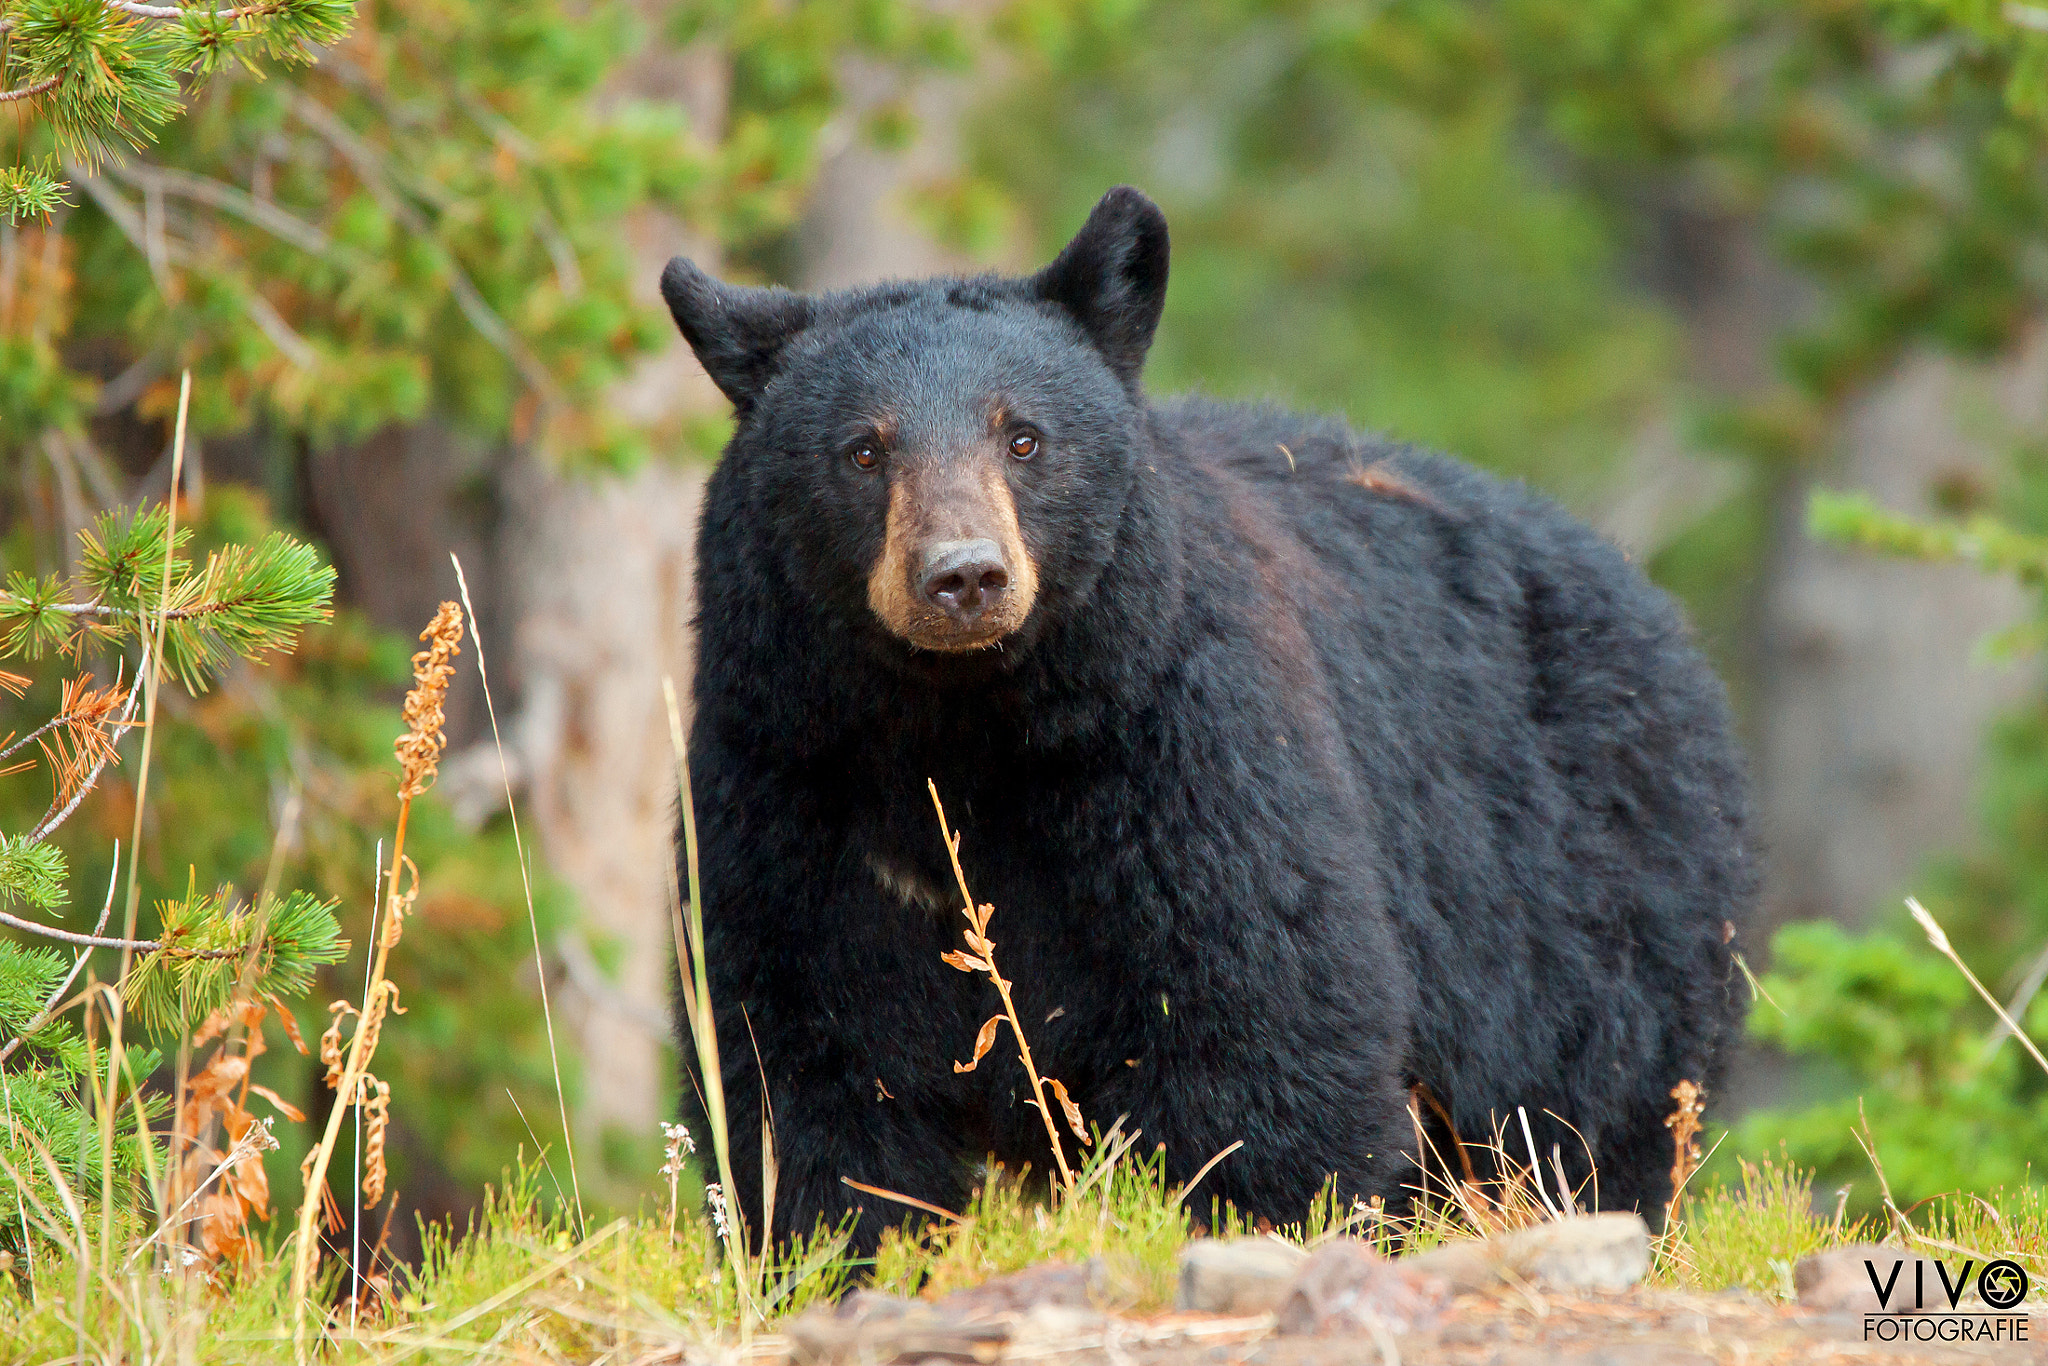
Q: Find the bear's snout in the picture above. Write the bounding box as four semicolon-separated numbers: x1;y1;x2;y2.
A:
866;459;1040;653
921;540;1011;624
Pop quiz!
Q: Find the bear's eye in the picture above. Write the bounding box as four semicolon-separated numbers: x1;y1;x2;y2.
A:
1008;430;1040;461
849;442;881;471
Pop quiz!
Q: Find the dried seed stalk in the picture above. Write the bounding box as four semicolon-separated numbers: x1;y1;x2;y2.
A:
361;1076;392;1208
928;780;1087;1194
395;604;462;800
1663;1078;1705;1229
292;602;463;1352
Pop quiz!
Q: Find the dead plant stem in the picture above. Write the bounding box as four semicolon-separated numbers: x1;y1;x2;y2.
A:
97;369;189;1293
292;799;411;1359
1908;897;2048;1078
927;780;1076;1192
452;552;582;1236
662;676;753;1339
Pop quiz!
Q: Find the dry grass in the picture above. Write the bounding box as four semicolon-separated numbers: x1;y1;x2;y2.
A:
929;781;1090;1193
290;601;464;1351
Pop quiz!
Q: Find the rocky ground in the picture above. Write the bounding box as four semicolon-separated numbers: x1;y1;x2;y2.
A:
757;1216;2047;1366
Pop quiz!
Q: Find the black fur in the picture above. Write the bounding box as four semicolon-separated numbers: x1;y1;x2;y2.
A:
668;187;1755;1252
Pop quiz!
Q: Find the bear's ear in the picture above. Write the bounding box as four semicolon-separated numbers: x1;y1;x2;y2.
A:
660;258;816;411
1029;186;1170;391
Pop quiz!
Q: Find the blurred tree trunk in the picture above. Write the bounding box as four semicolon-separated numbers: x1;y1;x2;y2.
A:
304;32;731;1216
1757;342;2045;933
1624;203;2045;1112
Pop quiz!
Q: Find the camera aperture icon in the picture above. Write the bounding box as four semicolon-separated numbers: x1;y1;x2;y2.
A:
1979;1260;2029;1312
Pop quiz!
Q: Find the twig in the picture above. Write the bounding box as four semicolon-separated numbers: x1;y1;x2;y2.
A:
0;76;59;105
0;847;120;1067
1908;897;2048;1078
1516;1106;1562;1219
1172;1140;1244;1208
0;907;238;957
293;603;463;1357
929;780;1080;1192
660;675;754;1339
101;162;344;261
106;0;291;19
1983;936;2048;1061
839;1177;963;1224
118;369;188;975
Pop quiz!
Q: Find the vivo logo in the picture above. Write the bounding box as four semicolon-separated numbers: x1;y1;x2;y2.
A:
1864;1257;2030;1313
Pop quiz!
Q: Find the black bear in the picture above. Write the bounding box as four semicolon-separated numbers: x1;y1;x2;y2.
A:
663;187;1754;1252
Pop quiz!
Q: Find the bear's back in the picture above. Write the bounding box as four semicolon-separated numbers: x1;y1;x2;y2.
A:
1148;395;1753;1153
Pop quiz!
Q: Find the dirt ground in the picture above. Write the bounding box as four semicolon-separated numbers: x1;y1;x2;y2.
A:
1123;1290;2048;1366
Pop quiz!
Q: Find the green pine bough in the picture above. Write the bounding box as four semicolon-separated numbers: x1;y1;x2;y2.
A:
0;0;356;222
0;502;344;1256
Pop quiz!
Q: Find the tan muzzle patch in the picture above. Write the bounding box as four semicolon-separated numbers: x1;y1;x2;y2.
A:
867;461;1039;651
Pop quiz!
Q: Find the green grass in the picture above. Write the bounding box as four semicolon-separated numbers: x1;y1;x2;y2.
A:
7;1142;2043;1363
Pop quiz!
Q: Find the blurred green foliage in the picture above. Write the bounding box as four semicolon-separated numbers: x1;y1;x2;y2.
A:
972;0;1682;497
1733;0;2048;1203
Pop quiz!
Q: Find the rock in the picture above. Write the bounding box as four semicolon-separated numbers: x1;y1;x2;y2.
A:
1176;1237;1308;1314
1406;1213;1651;1294
936;1261;1101;1315
786;1266;1112;1365
1276;1239;1453;1336
1794;1246;1961;1314
1502;1213;1651;1292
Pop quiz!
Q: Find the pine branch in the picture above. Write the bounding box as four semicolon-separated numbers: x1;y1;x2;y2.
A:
109;0;291;19
0;906;239;957
1;0;358;222
0;76;61;103
0;849;119;1067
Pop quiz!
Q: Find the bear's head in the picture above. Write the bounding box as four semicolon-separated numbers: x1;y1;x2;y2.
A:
661;187;1169;664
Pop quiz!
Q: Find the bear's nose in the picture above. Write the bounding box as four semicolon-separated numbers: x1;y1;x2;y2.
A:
921;539;1010;624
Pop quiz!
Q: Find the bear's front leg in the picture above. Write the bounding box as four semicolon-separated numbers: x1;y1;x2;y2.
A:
1045;970;1416;1231
710;1058;975;1259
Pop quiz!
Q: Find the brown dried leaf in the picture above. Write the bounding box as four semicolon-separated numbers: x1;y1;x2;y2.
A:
249;1083;306;1123
1048;1078;1090;1144
269;996;308;1055
197;1189;251;1264
940;951;987;974
321;1001;358;1089
362;1076;393;1208
229;1149;271;1220
953;1015;1005;1074
971;1015;1001;1062
185;1054;248;1104
191;1006;236;1048
194;998;267;1048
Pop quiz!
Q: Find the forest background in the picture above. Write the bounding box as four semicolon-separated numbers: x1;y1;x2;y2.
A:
5;0;2048;1259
